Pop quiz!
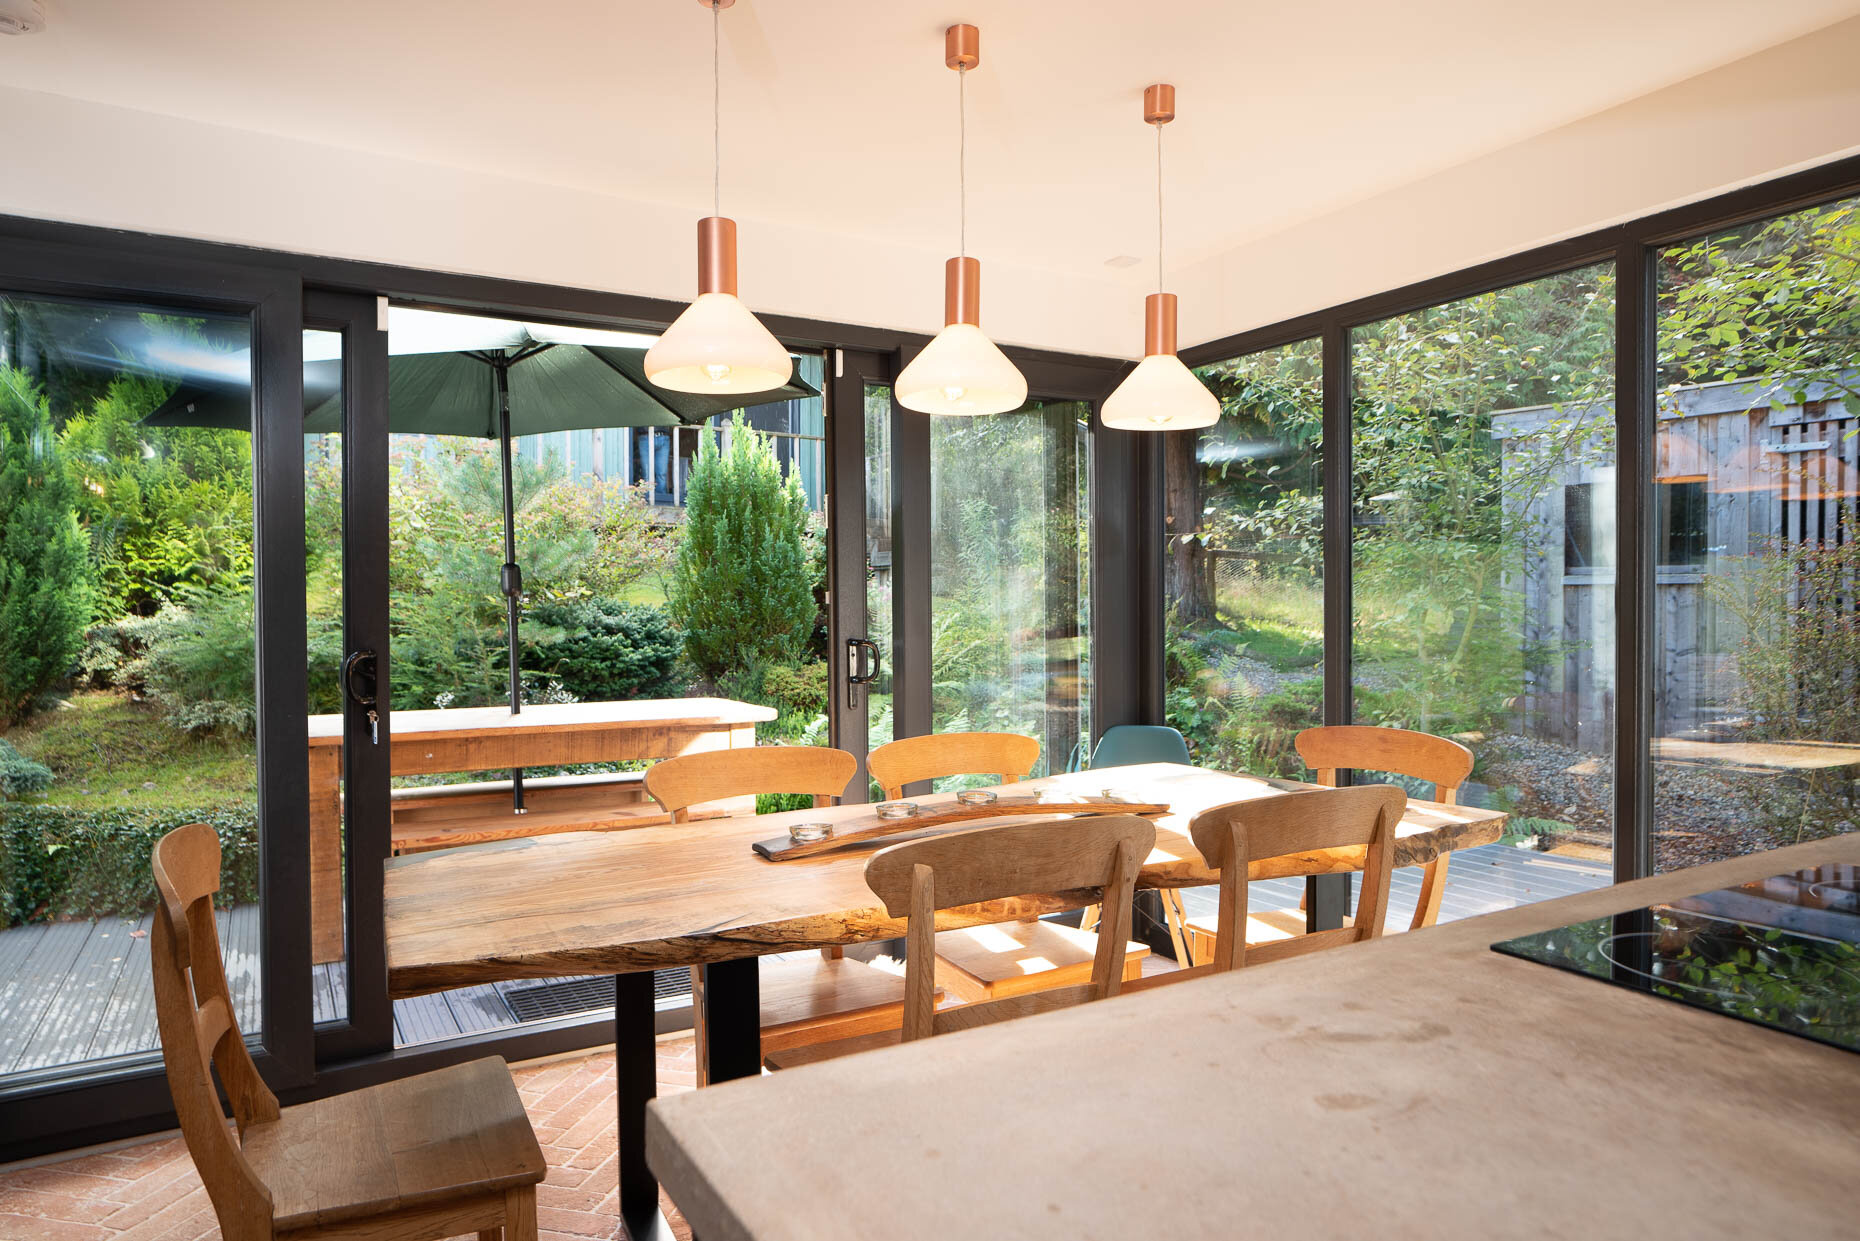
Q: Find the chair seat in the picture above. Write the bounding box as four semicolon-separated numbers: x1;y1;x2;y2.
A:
764;1027;904;1071
244;1056;544;1233
757;954;915;1053
1182;907;1354;963
934;919;1149;1002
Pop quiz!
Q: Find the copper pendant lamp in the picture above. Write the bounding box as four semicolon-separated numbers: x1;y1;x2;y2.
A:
644;0;793;395
894;23;1029;417
1101;83;1219;430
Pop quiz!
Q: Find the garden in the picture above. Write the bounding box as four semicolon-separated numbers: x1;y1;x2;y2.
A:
0;313;833;929
1167;197;1860;869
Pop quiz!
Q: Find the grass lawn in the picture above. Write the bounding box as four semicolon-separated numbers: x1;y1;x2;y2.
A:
2;692;256;811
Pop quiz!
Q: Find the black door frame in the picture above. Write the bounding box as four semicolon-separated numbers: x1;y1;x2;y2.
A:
0;235;314;1149
302;290;394;1064
824;348;894;797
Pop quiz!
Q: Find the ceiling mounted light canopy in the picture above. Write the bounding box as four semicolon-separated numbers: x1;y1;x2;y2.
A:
895;23;1028;417
1101;83;1219;431
645;0;793;396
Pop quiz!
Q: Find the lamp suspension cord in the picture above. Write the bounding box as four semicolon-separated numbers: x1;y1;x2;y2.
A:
712;0;721;220
958;65;967;260
1155;122;1165;296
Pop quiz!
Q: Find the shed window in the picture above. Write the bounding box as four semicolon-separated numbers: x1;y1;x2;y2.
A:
1657;480;1708;567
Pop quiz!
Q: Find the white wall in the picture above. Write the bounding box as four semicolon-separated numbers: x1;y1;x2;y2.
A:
0;83;1144;358
1170;15;1860;352
5;12;1859;362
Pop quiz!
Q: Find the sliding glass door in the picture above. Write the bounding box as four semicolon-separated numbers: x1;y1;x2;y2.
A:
0;237;312;1154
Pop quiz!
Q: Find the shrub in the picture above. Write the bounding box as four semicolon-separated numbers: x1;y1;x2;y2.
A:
130;579;259;735
668;416;816;680
523;599;683;702
0;369;94;722
0;803;258;926
0;739;53;800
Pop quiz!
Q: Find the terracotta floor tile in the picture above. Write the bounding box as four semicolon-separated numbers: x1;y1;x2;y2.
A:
1;1044;698;1241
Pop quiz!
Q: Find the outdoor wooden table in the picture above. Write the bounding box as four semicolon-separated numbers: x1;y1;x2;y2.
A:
306;697;774;962
382;761;1505;1241
646;834;1860;1241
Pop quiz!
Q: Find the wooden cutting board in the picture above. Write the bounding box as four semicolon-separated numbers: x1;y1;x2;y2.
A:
751;795;1170;861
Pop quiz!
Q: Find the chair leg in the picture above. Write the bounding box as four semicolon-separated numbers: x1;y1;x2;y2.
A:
1080;903;1101;932
479;1230;503;1241
1161;889;1193;969
690;964;709;1088
504;1185;537;1241
1409;856;1450;931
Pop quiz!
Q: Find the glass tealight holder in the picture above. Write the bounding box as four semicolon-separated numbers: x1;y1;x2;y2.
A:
875;801;919;819
956;789;998;806
1101;788;1145;805
788;822;834;844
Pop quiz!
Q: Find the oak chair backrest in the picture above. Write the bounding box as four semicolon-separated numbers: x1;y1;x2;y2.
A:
866;732;1041;802
1293;725;1472;804
1187;784;1405;972
150;823;280;1239
645;746;858;822
864;815;1154;1040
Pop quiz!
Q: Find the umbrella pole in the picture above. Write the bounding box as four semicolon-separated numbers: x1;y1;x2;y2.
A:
497;363;527;815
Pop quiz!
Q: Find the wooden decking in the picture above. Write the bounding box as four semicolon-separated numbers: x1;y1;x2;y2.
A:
0;843;1610;1081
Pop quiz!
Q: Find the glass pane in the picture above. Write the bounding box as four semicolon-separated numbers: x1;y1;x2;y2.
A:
303;328;349;1025
1652;196;1860;871
379;307;825;1043
0;292;256;1085
928;400;1092;782
1163;338;1323;776
864;384;894;759
1352;263;1617;915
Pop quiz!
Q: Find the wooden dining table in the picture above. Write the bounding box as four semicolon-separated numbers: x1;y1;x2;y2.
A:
306;697;775;962
383;761;1506;1241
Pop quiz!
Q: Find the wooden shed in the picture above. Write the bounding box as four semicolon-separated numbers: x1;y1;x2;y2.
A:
1493;376;1856;750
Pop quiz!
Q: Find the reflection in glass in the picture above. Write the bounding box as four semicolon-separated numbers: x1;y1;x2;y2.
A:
0;292;257;1085
1650;196;1860;870
1163;339;1323;779
928;400;1091;782
1352;265;1617;902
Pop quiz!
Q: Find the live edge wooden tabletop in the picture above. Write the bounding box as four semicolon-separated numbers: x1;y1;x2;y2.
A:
647;834;1860;1241
384;763;1503;997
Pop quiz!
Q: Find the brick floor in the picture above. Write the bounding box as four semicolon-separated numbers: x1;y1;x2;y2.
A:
0;1037;700;1241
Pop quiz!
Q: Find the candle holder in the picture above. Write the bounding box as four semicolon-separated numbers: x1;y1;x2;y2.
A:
875;801;919;819
788;822;834;844
956;789;998;806
1101;788;1146;805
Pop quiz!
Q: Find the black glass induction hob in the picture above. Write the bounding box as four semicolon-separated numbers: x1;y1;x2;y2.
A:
1491;863;1860;1053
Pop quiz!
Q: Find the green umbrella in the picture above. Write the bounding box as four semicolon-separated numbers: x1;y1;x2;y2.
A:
145;309;817;811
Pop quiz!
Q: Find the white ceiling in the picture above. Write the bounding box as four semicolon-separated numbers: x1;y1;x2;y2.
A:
4;0;1860;295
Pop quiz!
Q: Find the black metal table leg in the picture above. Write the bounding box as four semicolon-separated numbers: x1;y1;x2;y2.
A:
1307;872;1351;932
615;971;674;1241
700;956;762;1084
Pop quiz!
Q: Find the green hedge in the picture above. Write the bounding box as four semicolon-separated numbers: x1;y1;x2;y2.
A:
0;803;258;927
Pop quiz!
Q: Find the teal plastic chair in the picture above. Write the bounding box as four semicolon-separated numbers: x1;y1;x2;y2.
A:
1089;725;1192;769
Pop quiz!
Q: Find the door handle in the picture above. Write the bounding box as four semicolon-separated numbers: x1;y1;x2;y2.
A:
342;649;381;745
845;638;882;708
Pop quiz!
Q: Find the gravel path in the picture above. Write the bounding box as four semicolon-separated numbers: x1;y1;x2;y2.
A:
1481;732;1860;870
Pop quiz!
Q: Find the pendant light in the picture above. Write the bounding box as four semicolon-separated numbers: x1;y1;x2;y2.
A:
1101;84;1219;430
895;23;1028;417
645;0;792;395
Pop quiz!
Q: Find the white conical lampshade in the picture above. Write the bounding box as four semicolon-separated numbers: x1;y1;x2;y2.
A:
1101;352;1220;430
896;323;1028;416
644;293;792;395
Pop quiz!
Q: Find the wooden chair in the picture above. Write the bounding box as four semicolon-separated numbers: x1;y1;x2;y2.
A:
1162;785;1404;982
865;731;1150;1005
1295;725;1473;930
867;731;1041;801
644;745;916;1078
151;823;542;1241
870;815;1155;1040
